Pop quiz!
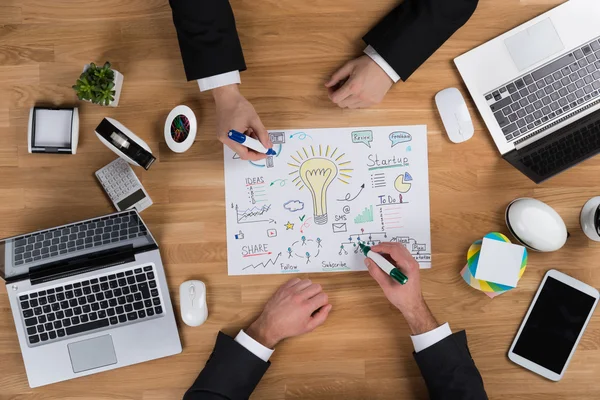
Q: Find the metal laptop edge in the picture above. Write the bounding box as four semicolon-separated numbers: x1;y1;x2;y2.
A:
1;210;181;388
454;0;600;181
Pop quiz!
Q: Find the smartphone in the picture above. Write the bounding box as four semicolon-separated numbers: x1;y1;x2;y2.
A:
508;269;599;381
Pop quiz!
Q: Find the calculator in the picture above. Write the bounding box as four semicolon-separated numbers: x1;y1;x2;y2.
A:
95;158;153;212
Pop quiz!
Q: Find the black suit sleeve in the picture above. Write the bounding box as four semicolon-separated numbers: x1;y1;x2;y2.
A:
413;331;488;400
183;332;270;400
169;0;246;81
363;0;479;81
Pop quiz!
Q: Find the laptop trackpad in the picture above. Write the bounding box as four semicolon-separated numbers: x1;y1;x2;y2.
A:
68;335;117;373
505;18;564;71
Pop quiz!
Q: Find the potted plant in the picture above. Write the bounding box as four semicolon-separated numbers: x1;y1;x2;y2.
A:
72;62;124;107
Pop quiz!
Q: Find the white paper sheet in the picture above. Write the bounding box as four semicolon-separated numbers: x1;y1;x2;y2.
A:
224;125;431;276
34;109;73;147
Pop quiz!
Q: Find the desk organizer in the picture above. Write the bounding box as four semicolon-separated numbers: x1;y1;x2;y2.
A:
28;107;79;154
164;105;197;153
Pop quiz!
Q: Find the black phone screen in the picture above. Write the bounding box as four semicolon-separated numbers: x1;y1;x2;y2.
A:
513;277;596;374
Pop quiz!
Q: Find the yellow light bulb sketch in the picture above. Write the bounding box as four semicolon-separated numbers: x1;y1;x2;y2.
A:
288;145;352;225
299;158;336;225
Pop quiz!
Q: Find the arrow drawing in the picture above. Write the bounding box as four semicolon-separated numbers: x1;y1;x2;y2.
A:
243;252;273;258
337;184;365;202
300;217;313;233
242;252;282;270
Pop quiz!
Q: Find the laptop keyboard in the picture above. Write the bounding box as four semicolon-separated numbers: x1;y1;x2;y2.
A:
12;213;148;266
521;118;600;177
486;36;600;142
18;265;163;346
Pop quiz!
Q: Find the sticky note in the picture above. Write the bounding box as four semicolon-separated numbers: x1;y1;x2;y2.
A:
474;238;525;288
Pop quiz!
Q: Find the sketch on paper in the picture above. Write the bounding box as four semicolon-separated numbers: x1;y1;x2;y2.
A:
338;232;430;263
243;252;283;270
247;143;283;168
270;179;287;187
288;145;352;225
267;229;277;238
299;217;312;233
371;173;386;189
224;125;431;275
354;206;374;224
337;183;365;202
394;173;412;193
270;132;286;144
332;223;348;233
290;132;312;140
247;179;268;204
283;200;304;212
351;130;373;148
389;131;412;147
234;204;275;225
287;236;322;263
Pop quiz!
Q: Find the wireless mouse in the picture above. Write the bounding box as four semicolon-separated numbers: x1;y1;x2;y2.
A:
435;88;475;143
505;198;568;252
179;280;208;327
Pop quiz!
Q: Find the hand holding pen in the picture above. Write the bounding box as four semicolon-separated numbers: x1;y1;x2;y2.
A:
228;130;276;156
364;243;439;335
212;85;273;161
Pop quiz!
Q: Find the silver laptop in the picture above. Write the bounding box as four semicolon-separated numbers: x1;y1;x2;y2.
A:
1;210;181;388
455;0;600;183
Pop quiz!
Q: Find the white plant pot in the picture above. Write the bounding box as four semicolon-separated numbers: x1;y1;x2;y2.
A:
81;64;124;107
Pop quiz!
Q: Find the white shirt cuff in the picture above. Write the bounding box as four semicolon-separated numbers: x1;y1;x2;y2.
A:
363;45;401;83
410;322;452;353
197;70;241;92
234;329;274;362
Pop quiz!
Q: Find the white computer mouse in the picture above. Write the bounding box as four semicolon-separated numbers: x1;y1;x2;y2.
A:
505;198;568;252
179;280;208;327
435;88;475;143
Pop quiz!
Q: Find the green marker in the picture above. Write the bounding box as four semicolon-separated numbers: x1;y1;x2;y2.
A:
359;243;408;285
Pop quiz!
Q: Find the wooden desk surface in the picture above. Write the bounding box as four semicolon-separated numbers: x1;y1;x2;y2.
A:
2;0;600;398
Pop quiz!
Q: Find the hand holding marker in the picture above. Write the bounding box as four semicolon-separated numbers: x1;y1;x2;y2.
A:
228;130;277;156
359;243;408;284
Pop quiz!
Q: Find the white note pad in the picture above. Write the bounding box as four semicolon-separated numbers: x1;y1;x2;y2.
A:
474;238;525;287
224;125;432;276
34;109;73;147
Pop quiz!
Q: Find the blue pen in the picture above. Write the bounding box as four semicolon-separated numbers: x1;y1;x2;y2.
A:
227;130;276;156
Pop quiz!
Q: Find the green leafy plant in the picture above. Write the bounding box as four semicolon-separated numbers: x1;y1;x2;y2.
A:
72;62;117;106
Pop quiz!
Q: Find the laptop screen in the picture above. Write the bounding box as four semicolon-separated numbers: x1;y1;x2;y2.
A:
0;210;156;281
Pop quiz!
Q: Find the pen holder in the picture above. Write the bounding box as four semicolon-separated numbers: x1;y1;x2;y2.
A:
165;105;197;153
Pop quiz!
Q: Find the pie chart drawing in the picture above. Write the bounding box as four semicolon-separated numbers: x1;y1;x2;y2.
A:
394;173;412;193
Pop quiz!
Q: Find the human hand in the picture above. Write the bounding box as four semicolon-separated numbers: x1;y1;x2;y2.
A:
325;55;394;109
365;243;438;335
245;278;332;348
212;84;273;160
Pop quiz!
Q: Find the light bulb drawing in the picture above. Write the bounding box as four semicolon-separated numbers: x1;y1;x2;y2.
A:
288;145;352;225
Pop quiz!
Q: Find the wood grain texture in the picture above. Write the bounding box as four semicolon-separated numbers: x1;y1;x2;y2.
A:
1;0;599;398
